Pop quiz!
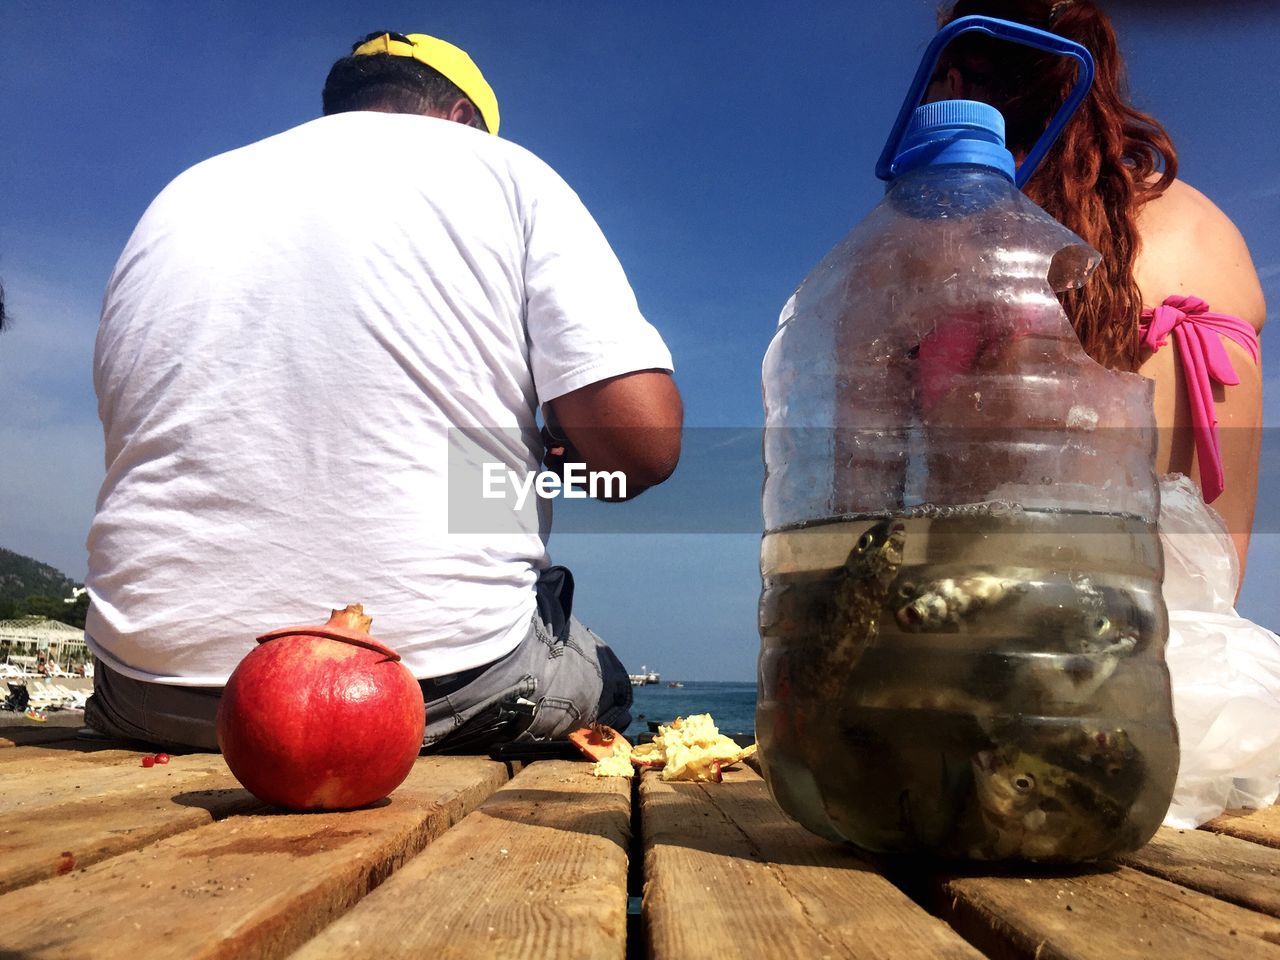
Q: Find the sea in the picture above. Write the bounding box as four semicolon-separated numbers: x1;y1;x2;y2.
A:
628;680;757;739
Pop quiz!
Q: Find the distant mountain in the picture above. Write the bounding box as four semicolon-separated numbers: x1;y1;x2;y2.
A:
0;547;80;604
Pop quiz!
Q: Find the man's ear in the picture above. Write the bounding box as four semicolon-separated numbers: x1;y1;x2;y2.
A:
940;67;966;99
924;66;968;105
446;97;478;127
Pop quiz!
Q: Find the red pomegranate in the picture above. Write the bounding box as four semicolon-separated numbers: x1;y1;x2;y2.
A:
216;603;425;811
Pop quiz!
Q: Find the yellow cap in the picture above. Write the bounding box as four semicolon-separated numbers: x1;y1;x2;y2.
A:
352;33;500;136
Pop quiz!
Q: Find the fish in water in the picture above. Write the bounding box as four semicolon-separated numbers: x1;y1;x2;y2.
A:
894;572;1023;631
782;518;907;774
1021;577;1148;705
818;519;907;693
970;725;1143;860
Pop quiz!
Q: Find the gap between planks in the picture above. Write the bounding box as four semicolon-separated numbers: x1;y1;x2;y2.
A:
640;764;983;960
1120;824;1280;920
1;750;234;816
0;726;86;749
0;755;509;960
288;758;632;960
927;854;1280;960
0;766;263;895
1201;805;1280;850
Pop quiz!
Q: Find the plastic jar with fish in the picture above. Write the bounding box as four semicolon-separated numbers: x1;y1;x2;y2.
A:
756;16;1179;861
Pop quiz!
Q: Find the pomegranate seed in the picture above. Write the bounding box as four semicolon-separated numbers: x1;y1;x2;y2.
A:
154;753;170;764
141;756;155;768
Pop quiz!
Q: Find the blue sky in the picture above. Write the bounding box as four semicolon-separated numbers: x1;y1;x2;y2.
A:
1;2;1277;680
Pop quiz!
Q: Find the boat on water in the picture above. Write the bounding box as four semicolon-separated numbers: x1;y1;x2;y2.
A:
629;665;661;686
667;681;684;688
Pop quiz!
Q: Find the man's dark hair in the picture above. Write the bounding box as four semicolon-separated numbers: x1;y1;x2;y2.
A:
322;31;488;131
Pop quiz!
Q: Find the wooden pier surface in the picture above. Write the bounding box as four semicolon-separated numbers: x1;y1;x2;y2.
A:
1;727;1277;959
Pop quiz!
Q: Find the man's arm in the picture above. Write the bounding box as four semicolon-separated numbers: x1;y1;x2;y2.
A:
543;370;682;499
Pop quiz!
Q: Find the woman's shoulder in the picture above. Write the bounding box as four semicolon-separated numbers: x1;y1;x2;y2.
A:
1133;178;1266;332
1136;179;1240;248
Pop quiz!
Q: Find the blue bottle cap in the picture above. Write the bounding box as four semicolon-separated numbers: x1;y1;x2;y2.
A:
890;100;1015;181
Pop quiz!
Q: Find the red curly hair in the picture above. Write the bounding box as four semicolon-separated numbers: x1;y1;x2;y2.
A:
938;0;1178;370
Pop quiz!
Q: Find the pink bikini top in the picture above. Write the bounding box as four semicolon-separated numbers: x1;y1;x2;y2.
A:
1139;294;1260;504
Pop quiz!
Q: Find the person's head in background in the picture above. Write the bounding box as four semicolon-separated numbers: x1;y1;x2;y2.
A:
931;1;1177;371
320;31;496;134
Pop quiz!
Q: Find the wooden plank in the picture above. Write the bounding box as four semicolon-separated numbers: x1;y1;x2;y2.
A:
0;755;508;960
930;861;1280;960
0;751;233;815
0;726;83;749
641;765;983;960
289;759;630;960
1119;826;1280;919
1202;806;1280;850
0;746;147;768
0;772;262;895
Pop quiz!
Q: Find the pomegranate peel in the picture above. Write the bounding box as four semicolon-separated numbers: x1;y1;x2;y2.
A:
630;742;665;769
569;724;626;763
256;604;401;660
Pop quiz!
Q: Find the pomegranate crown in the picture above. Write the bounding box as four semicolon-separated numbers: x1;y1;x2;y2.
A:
255;603;401;661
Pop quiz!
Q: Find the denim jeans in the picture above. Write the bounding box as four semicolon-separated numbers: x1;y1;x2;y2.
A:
84;566;632;752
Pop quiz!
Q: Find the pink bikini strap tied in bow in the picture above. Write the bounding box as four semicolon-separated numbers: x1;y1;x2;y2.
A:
1139;294;1260;504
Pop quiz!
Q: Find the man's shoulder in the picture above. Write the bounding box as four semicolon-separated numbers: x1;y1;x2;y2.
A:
167;112;562;179
136;114;583;245
146;120;323;202
295;113;558;172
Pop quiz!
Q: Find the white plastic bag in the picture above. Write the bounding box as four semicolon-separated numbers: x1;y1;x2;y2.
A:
1160;474;1280;828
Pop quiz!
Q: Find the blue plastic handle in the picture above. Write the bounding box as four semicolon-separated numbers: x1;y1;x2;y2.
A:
875;15;1095;188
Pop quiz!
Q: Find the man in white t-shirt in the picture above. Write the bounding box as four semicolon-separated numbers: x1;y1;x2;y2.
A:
84;31;682;752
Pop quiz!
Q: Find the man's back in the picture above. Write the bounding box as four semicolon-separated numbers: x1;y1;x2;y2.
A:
88;111;670;685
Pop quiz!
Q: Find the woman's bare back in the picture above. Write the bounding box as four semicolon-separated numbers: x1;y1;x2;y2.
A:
1132;178;1266;582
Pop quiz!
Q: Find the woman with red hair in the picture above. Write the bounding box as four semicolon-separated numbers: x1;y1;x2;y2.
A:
929;0;1275;827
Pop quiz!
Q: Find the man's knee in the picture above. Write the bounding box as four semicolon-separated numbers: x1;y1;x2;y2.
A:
570;621;633;733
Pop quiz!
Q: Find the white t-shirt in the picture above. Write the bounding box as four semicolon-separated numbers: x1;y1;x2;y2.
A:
86;112;673;685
